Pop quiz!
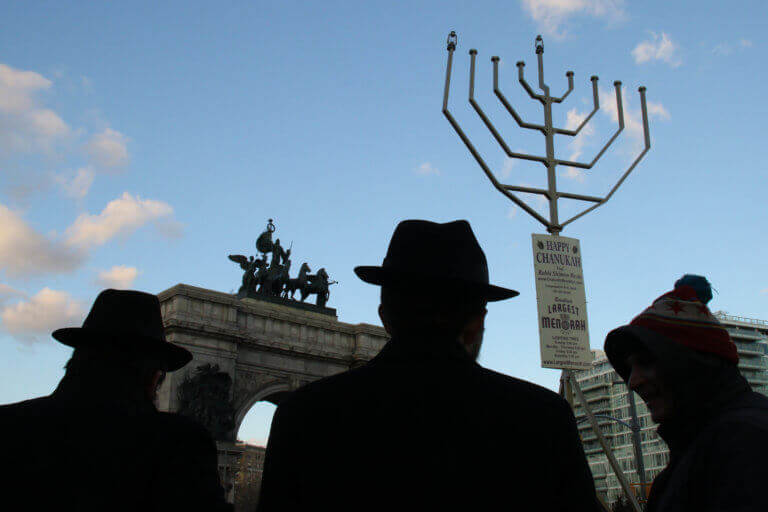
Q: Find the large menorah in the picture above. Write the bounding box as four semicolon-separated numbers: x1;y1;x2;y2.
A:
442;32;650;236
442;32;651;511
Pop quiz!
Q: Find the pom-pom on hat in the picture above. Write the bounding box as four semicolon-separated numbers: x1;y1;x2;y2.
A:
604;274;738;382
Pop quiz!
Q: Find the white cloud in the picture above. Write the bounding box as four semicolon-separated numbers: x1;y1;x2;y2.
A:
563;166;585;181
761;288;768;294
0;63;70;153
96;265;139;289
0;283;28;307
0;288;85;344
507;207;518;220
712;43;733;57
65;192;177;249
632;33;681;67
562;108;596;181
599;86;670;152
0;62;131;201
55;166;95;199
415;162;440;176
520;0;626;38
500;157;518;179
713;39;753;56
556;89;669;170
0;63;51;113
646;101;670;121
0;204;84;278
86;128;129;169
0;193;179;279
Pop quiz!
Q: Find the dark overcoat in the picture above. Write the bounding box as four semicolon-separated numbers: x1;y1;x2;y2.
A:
646;388;768;512
257;334;600;511
0;381;231;512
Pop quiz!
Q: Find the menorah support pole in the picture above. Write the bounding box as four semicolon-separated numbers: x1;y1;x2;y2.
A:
541;67;560;234
569;372;644;512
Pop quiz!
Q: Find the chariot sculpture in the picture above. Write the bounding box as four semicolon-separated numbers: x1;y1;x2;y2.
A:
228;219;336;308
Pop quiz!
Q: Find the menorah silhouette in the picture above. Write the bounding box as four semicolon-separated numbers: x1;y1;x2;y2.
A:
442;32;651;512
442;32;650;236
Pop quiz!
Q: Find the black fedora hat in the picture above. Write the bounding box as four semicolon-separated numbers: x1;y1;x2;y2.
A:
52;289;192;371
354;219;519;301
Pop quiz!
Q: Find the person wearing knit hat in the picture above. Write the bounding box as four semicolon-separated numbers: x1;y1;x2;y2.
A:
604;275;768;512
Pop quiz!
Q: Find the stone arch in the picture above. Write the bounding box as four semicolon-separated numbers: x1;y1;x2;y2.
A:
157;284;388;507
234;381;294;437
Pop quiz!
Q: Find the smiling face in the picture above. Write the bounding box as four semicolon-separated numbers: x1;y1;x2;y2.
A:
626;350;674;424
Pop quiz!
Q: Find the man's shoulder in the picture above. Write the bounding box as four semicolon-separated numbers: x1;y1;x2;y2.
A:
154;411;217;441
0;395;54;422
477;366;566;399
687;392;768;460
474;366;572;414
283;361;570;416
711;391;768;432
284;365;370;404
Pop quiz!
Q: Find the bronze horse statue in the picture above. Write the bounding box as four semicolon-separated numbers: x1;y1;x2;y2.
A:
300;268;335;308
259;259;289;296
283;262;311;300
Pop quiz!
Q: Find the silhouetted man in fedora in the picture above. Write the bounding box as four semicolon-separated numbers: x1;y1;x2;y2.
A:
0;289;232;511
257;220;600;511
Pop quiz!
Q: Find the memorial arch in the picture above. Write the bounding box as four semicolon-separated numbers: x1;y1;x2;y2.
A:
155;283;388;500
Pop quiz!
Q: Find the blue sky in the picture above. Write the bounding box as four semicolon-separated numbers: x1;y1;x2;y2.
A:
1;1;766;446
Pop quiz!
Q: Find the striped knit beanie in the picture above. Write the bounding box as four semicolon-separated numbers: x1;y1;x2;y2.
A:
605;275;738;381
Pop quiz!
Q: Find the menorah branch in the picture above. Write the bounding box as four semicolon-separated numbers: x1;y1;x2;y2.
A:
556;81;625;170
536;48;549;95
554;76;599;136
442;32;651;235
504;184;551;197
517;61;544;103
559;86;651;229
557;191;603;203
551;71;574;104
468;50;547;164
492;57;545;133
442;43;551;228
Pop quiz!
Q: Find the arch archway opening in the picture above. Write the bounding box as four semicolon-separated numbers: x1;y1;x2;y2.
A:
237;399;278;447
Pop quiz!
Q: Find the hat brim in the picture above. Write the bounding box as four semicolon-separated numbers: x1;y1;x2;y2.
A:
604;325;673;382
354;266;519;302
52;327;193;372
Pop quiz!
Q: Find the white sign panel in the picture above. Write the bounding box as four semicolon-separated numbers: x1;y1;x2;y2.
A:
532;234;592;370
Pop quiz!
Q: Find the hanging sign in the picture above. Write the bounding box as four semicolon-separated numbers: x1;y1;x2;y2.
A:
531;234;593;370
